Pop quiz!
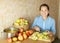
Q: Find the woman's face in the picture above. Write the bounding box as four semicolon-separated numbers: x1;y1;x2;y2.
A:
40;6;49;17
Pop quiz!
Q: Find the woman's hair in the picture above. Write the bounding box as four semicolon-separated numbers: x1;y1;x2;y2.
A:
39;4;49;10
39;4;49;16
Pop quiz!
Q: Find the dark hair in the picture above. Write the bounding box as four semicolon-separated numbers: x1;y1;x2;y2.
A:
39;4;49;16
39;4;49;10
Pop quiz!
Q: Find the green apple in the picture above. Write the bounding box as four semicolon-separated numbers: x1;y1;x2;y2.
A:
37;33;42;37
30;36;38;40
39;36;43;39
42;32;48;35
19;22;24;26
24;22;28;25
24;20;28;23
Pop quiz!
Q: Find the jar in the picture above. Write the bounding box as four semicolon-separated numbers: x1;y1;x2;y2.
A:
0;32;7;39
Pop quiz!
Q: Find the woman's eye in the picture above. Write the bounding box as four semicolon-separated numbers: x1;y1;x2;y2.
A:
41;10;44;11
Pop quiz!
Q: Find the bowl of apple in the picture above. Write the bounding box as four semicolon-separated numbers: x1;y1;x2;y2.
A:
13;18;29;31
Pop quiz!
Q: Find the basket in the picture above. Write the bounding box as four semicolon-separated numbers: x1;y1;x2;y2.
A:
13;23;29;31
13;18;30;31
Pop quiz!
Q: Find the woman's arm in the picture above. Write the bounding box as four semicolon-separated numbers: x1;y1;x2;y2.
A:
31;17;40;32
32;26;40;32
31;18;38;28
50;19;56;35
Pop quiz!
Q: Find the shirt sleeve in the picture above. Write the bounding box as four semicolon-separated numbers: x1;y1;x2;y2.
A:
31;17;38;28
51;19;56;35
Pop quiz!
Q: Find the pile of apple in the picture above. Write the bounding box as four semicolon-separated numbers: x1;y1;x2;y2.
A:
29;32;50;41
13;18;29;28
7;28;34;42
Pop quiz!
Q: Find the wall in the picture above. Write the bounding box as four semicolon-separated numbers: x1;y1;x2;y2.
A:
0;0;50;29
49;0;59;37
0;0;59;38
58;0;60;39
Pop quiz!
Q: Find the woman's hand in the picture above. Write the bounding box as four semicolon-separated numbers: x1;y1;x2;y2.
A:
33;26;40;32
46;30;53;37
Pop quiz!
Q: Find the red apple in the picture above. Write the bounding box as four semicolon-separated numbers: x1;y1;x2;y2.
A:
19;28;24;33
14;32;19;37
28;30;34;35
18;33;23;36
26;31;30;36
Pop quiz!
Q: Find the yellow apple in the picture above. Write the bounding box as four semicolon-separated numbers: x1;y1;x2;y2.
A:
18;35;23;41
14;22;19;26
12;37;17;42
23;32;27;39
20;19;23;22
16;19;20;23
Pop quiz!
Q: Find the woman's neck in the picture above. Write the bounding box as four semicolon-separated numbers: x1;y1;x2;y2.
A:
42;16;48;20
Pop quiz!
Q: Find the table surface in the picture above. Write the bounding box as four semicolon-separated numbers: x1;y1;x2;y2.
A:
0;39;51;43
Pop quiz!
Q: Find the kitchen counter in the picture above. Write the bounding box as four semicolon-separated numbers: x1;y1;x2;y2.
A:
0;39;51;43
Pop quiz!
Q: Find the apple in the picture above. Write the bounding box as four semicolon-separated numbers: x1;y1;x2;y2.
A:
18;35;23;41
19;28;24;33
14;32;19;37
42;32;48;35
7;38;12;42
26;30;34;36
16;19;20;23
26;31;30;36
24;22;28;25
14;22;19;26
24;20;28;25
24;20;28;23
28;30;34;35
23;32;27;39
19;21;24;25
18;33;23;36
12;37;17;42
20;18;24;22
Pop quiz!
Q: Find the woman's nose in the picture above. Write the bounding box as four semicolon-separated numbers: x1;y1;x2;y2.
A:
42;10;46;12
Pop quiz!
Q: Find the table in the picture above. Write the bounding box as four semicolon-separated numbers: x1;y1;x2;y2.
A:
0;39;51;43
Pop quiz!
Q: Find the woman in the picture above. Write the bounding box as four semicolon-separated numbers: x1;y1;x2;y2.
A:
31;4;56;36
